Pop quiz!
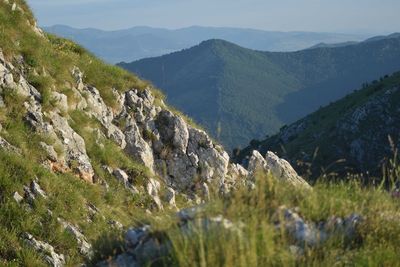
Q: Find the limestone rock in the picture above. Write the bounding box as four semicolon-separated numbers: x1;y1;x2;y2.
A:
275;207;363;247
125;123;154;171
113;169;129;186
155;110;189;153
265;151;311;189
13;191;23;203
113;169;139;195
49;112;94;183
30;180;47;199
0;136;21;154
23;233;65;267
58;218;93;258
40;142;58;162
247;150;269;176
164;187;176;208
50;92;68;113
146;178;163;210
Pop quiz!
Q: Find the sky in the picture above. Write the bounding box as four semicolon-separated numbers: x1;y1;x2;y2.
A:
27;0;400;34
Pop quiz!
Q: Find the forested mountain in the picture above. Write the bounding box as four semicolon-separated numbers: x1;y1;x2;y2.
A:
120;35;400;149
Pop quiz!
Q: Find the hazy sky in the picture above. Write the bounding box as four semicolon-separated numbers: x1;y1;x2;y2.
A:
27;0;400;33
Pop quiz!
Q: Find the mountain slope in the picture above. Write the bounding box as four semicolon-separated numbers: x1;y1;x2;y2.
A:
0;1;251;265
120;36;400;150
234;72;400;180
44;25;367;63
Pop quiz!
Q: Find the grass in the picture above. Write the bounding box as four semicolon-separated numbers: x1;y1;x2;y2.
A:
156;172;400;267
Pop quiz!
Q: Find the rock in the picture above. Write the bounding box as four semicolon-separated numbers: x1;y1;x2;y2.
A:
13;191;23;203
146;178;163;210
50;92;68;113
40;142;58;162
125;225;152;252
0;136;21;154
0;95;4;108
155;110;189;153
97;253;138;267
275;207;363;247
23;233;65;267
113;169;139;195
200;182;210;200
247;150;269;176
265;151;311;189
108;220;124;230
81;85;126;148
16;75;41;101
58;218;93;258
23;185;36;205
72;66;85;91
164;187;176;208
30;180;47;199
102;165;113;175
113;169;129;186
276;207;322;246
125;123;154;171
49;112;94;183
247;150;310;189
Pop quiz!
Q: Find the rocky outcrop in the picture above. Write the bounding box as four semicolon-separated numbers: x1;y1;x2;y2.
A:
248;150;310;188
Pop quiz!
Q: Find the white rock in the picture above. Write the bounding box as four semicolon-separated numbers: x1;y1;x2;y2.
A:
24;233;65;267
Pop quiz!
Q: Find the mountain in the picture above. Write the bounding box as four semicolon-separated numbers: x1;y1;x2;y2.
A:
234;72;400;180
44;24;367;63
119;35;400;150
308;32;400;49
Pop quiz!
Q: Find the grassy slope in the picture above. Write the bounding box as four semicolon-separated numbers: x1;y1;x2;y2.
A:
235;72;400;181
0;1;166;265
120;38;400;151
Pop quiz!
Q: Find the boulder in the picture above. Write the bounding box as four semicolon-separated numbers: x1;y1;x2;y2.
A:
155;110;189;153
124;123;154;171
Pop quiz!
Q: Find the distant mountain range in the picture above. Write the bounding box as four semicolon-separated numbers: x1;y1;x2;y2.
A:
234;72;400;181
119;34;400;150
44;25;367;63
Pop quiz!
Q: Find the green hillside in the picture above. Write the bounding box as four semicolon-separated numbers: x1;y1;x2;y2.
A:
119;37;400;150
234;72;400;181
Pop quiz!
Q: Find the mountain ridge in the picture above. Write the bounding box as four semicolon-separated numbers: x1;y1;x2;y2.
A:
44;24;368;63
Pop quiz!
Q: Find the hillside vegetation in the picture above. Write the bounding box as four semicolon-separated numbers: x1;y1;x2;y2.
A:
234;72;400;181
120;36;400;150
